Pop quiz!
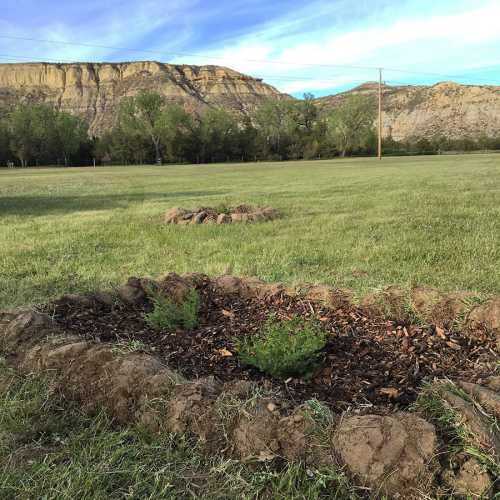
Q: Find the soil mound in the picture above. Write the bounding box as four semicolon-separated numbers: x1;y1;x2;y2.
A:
164;206;279;225
35;275;497;413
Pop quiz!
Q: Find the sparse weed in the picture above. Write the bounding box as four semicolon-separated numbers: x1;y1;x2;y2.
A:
144;288;200;331
450;294;487;331
214;201;232;215
237;315;327;379
304;399;334;429
112;339;149;354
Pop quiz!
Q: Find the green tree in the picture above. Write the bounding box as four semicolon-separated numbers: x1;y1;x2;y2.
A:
326;94;376;157
157;104;193;163
8;104;55;167
118;91;166;164
55;112;88;166
254;99;300;160
236;117;258;161
95;127;151;165
192;108;239;163
0;120;11;164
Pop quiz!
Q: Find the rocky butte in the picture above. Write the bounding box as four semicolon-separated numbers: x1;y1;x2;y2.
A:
0;61;285;136
316;81;500;142
1;61;500;142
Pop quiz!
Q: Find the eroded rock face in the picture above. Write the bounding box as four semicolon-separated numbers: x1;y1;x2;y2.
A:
0;62;286;136
332;413;437;497
317;81;500;142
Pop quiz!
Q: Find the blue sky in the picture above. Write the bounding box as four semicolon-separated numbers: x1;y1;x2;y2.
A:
1;0;500;96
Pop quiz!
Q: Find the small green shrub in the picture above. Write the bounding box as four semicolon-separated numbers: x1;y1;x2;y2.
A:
237;315;327;379
144;289;200;331
214;202;231;215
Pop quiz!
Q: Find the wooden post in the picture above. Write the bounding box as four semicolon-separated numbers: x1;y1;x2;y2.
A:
378;68;383;160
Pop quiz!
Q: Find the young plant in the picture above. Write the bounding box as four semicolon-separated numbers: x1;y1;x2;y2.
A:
237;315;327;379
144;288;200;331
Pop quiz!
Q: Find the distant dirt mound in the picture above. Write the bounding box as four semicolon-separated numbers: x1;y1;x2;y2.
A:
164;206;280;225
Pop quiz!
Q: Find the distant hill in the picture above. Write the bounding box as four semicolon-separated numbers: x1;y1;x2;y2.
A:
316;81;500;142
1;61;500;142
0;61;286;136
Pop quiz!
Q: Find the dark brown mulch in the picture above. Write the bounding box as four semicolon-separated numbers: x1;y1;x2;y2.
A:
42;283;498;414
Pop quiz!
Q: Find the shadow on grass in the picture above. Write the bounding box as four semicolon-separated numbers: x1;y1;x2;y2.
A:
0;191;229;216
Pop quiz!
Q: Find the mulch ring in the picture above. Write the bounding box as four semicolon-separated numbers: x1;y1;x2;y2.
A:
41;282;498;414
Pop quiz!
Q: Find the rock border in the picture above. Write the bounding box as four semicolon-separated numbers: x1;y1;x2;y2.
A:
164;205;280;225
1;274;499;498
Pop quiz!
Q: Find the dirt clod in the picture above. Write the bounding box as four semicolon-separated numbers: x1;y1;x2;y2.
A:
333;413;437;497
443;458;492;498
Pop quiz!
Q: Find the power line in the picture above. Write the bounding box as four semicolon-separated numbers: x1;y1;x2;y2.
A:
1;34;500;86
0;35;381;72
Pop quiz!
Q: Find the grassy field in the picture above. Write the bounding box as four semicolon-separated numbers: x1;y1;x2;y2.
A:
1;154;500;498
1;154;499;310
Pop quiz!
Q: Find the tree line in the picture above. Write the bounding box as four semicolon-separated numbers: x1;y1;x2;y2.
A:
0;104;90;167
94;92;378;165
1;91;500;167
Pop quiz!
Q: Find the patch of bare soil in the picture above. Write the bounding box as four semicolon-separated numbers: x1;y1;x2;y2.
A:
42;281;497;414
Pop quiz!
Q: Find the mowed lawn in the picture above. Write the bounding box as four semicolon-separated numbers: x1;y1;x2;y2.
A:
1;154;499;309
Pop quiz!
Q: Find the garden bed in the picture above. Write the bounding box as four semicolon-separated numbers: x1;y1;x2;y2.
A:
2;273;499;498
42;275;497;414
163;205;279;224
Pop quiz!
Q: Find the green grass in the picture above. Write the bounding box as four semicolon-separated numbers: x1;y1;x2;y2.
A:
0;363;358;500
1;154;500;309
2;155;500;498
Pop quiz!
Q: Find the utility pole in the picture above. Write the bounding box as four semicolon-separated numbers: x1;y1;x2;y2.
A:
378;68;383;160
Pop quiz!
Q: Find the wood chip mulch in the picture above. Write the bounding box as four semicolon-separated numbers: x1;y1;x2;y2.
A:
43;283;498;414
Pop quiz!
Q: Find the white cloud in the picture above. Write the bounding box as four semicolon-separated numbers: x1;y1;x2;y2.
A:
172;0;500;94
1;0;499;95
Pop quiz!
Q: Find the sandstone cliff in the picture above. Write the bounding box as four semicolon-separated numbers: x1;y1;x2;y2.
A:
0;61;285;136
317;81;500;142
2;61;500;142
